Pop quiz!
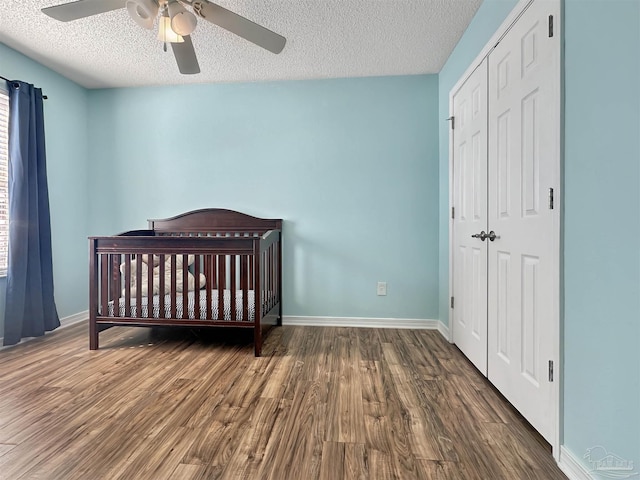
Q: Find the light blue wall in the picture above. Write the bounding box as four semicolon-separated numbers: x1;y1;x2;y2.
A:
88;75;441;320
563;0;639;469
0;43;90;332
438;0;640;472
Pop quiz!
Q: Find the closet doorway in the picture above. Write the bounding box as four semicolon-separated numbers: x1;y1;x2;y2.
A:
449;0;561;447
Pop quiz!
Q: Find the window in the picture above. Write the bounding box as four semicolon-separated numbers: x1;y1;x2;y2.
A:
0;87;8;276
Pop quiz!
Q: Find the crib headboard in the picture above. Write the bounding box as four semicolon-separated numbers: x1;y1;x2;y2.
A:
148;208;282;235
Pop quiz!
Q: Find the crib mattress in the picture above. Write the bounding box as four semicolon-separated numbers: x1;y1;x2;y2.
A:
106;290;257;321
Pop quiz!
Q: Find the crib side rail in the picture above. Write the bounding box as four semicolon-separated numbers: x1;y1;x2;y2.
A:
89;234;275;325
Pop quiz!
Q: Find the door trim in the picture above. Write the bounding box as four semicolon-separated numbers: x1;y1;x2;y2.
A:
447;0;562;460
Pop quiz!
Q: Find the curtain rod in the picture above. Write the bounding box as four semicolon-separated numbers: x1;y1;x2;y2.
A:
0;75;48;100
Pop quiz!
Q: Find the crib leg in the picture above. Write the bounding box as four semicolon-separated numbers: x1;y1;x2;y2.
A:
254;325;262;357
89;319;98;350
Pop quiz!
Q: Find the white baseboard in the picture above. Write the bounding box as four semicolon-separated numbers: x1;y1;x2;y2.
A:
558;446;594;480
60;310;88;328
0;310;88;350
437;321;451;342
282;316;440;330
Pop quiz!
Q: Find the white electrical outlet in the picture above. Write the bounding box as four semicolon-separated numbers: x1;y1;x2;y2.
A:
377;281;387;296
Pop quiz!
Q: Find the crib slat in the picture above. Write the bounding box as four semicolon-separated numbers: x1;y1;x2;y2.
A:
253;243;262;353
270;246;274;311
146;254;154;318
266;246;272;311
159;254;166;318
230;255;236;321
182;254;188;320
218;255;225;321
262;250;267;312
124;254;131;318
170;255;177;319
268;247;272;311
249;255;254;290
111;254;120;304
267;245;275;310
194;254;201;320
134;255;142;318
265;249;270;311
205;254;213;320
241;255;248;322
275;242;280;311
271;244;276;311
212;254;218;289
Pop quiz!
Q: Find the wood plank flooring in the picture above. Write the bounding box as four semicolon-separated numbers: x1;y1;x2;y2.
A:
0;323;567;480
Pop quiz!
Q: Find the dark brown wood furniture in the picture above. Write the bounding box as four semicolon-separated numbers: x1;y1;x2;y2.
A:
89;209;282;356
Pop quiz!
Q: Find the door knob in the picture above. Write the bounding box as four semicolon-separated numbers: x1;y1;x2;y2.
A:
488;230;500;241
471;231;487;241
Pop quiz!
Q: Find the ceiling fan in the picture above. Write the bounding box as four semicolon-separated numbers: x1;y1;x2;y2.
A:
41;0;287;75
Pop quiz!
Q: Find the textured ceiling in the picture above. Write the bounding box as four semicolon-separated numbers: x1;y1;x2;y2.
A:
0;0;482;89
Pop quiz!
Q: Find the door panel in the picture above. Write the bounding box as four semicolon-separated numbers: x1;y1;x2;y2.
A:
496;251;511;362
486;0;559;442
452;59;488;375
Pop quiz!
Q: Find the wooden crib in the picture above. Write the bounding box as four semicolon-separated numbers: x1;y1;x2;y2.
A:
88;209;282;356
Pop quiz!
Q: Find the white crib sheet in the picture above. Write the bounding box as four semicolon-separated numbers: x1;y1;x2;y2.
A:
107;290;257;321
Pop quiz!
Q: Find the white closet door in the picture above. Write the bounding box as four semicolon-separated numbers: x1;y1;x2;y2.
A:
486;0;560;442
452;59;488;375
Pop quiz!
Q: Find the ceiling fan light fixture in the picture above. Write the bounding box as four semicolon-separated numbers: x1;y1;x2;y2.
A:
158;14;184;43
125;0;158;30
168;0;197;36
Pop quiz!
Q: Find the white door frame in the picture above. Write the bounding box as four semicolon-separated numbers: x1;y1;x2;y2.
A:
447;0;562;459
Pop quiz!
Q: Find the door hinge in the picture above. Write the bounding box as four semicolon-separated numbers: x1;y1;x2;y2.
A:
548;360;554;382
451;207;455;219
548;15;554;37
548;188;554;209
450;296;454;309
447;116;455;130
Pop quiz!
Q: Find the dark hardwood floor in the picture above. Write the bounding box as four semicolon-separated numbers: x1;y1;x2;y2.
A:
0;322;567;479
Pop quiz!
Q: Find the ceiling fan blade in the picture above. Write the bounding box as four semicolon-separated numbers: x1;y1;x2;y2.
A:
192;1;286;54
171;36;201;74
42;0;126;21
